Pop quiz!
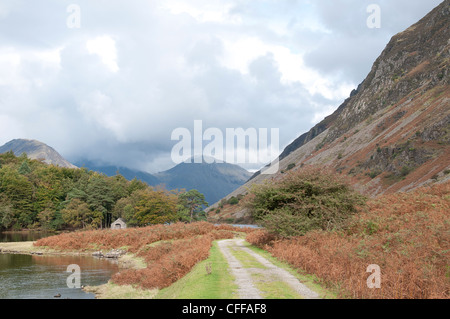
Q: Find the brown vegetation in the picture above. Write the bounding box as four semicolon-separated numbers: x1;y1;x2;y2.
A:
247;181;450;299
35;221;254;290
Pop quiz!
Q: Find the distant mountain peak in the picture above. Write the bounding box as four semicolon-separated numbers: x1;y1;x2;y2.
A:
77;155;251;205
0;139;77;169
177;155;225;164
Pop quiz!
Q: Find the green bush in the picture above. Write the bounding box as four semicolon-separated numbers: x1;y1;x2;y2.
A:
400;166;412;177
286;163;296;170
367;169;382;179
227;196;239;205
248;166;366;237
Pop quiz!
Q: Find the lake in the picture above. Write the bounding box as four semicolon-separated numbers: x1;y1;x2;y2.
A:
0;231;55;243
0;231;120;299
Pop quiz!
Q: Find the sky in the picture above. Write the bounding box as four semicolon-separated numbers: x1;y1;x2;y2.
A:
0;0;443;173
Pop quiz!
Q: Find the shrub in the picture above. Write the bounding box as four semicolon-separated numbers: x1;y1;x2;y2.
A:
400;166;413;177
286;163;296;170
248;166;366;237
367;169;382;179
246;229;277;248
248;182;450;299
227;197;239;205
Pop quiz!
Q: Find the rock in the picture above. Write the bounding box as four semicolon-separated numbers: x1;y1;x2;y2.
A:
92;251;104;258
92;249;126;259
104;249;126;258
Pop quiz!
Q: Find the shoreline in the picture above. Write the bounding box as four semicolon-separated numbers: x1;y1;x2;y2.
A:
0;241;152;299
0;241;92;256
0;229;59;233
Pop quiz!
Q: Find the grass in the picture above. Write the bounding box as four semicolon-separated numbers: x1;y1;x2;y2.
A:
228;242;319;298
83;282;158;299
154;237;335;299
247;181;450;299
0;241;86;255
27;221;340;299
0;241;38;253
35;222;252;291
118;253;147;270
155;241;238;299
242;241;336;299
251;273;303;299
229;247;267;269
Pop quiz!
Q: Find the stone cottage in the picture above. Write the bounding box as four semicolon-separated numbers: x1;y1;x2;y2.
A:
111;218;127;230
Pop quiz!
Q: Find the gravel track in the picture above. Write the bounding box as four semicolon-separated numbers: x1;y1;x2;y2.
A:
217;238;320;299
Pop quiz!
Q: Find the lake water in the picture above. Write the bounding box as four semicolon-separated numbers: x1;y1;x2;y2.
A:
231;224;261;229
0;226;258;299
0;231;55;243
0;231;120;299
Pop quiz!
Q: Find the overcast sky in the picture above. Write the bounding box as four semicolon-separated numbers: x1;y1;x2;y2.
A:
0;0;443;173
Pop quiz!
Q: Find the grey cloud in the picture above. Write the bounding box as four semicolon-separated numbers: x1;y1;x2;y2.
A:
0;0;442;173
303;34;390;83
303;0;443;82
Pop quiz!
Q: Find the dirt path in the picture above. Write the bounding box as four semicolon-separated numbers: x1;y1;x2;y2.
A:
217;238;320;299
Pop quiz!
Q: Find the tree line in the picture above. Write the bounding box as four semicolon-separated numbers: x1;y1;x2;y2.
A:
0;151;208;231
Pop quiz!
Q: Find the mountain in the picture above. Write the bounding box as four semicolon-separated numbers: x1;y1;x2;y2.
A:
73;160;160;185
1;139;252;205
211;1;450;218
76;157;252;206
0;139;77;169
155;159;252;206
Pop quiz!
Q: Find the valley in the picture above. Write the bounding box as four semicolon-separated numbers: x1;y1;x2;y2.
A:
0;0;448;302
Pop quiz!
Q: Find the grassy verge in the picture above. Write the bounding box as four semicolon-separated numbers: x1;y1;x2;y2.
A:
246;182;450;299
0;241;38;253
156;241;238;299
229;245;304;298
83;283;158;299
242;241;337;299
0;241;88;255
34;222;250;291
229;246;267;269
251;273;303;299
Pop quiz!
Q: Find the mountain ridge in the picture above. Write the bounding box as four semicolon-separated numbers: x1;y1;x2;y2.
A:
0;139;77;169
209;0;450;220
75;157;252;205
155;160;252;205
0;139;252;205
252;0;449;181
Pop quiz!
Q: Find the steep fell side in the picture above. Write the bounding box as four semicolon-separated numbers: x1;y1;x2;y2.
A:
209;1;450;222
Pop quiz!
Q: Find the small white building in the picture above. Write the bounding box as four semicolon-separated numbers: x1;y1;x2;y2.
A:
111;218;127;230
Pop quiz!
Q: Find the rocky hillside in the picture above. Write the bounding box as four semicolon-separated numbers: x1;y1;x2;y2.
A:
209;1;449;222
0;139;77;169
